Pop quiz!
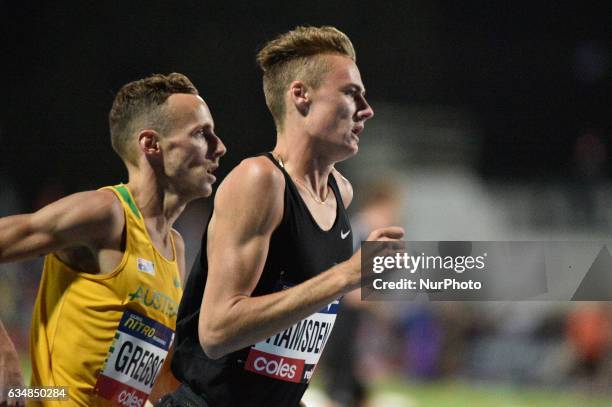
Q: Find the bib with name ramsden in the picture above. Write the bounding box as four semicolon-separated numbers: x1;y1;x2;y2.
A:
172;153;353;407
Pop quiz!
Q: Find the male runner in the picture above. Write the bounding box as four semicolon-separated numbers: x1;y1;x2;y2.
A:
167;26;403;407
0;73;226;406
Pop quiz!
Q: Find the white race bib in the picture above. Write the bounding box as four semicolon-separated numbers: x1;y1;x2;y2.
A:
244;299;339;383
94;310;174;406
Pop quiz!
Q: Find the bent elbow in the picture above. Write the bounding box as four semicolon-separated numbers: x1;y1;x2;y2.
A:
199;328;228;360
200;341;225;360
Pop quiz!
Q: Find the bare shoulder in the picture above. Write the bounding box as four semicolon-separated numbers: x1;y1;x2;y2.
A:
215;156;285;209
331;168;353;208
77;189;124;222
220;156;285;192
36;189;126;262
77;189;124;234
0;188;126;263
213;156;285;234
33;189;124;233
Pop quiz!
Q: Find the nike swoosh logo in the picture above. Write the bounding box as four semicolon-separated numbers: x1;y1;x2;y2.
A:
341;230;351;239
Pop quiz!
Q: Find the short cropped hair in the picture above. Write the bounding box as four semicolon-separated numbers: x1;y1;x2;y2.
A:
109;73;198;164
256;26;356;131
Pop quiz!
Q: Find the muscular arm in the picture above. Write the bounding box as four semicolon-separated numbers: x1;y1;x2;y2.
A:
0;190;123;268
198;159;402;359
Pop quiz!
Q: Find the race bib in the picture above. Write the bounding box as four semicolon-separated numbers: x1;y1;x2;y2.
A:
244;299;339;383
94;310;174;407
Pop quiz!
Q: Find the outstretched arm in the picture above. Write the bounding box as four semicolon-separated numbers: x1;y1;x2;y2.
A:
198;158;403;359
0;189;123;267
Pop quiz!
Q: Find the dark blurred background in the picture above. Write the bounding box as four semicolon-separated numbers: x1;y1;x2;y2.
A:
2;1;611;206
2;2;612;405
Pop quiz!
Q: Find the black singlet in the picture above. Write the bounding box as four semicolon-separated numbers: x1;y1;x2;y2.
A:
171;153;353;406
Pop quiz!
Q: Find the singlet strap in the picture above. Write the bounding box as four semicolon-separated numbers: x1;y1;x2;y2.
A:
261;151;345;210
262;152;285;172
111;184;142;219
327;171;344;209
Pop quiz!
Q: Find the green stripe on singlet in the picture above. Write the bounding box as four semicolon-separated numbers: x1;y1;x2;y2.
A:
114;185;141;220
